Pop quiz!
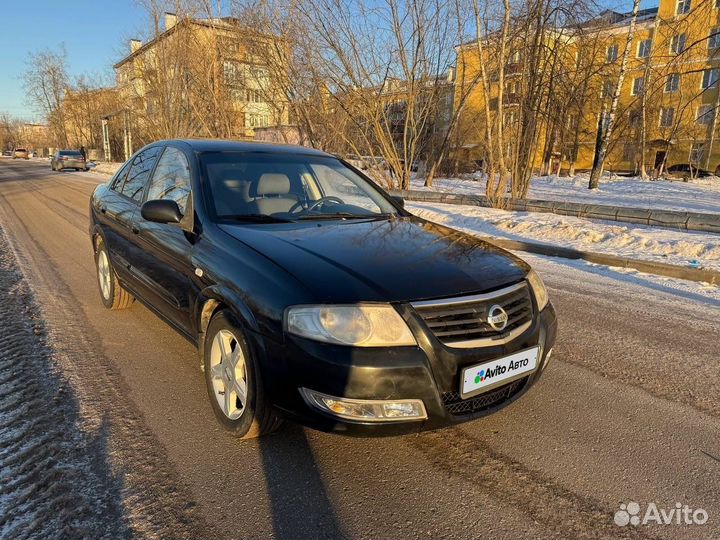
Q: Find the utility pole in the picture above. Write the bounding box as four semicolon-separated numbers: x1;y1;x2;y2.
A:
101;117;111;162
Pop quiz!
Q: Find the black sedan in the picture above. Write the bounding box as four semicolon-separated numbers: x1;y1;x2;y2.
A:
89;140;557;438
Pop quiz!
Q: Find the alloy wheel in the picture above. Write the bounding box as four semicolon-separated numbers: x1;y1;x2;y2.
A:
97;250;111;300
209;329;248;420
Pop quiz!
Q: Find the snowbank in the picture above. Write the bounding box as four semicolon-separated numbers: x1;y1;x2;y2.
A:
89;161;122;176
412;173;720;214
409;201;720;272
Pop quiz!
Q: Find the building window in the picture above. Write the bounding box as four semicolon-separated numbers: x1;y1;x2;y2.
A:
629;110;641;128
665;73;680;92
659;107;675;127
631;77;645;95
710;28;720;49
246;89;263;103
637;39;652;58
606;44;618;63
247;113;270;128
508;49;521;64
690;142;705;163
702;68;719;89
223;61;242;85
716;0;720;8
697;104;715;124
601;80;614;98
670;34;687;55
677;0;691;14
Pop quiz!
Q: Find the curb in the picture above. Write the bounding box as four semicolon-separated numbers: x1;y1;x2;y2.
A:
391;189;720;234
481;236;719;285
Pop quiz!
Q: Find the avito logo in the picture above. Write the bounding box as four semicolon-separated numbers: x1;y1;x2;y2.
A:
474;357;530;385
474;364;506;384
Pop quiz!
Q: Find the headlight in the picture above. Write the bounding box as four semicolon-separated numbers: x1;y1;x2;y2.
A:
285;304;417;346
527;270;549;311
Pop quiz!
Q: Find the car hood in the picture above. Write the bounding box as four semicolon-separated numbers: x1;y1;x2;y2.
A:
218;217;529;303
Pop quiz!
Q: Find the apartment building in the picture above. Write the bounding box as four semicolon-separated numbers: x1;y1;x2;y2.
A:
454;0;720;174
113;13;289;143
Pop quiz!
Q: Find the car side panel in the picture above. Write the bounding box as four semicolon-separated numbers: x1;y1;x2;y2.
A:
97;191;141;286
128;221;197;334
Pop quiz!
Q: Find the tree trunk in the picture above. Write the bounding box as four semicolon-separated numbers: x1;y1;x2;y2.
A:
589;0;641;189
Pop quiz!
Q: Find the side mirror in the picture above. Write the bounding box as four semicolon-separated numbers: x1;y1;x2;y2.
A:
391;195;405;209
141;199;182;224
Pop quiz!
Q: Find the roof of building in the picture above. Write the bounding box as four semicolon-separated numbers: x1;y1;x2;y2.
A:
577;7;659;29
113;16;261;69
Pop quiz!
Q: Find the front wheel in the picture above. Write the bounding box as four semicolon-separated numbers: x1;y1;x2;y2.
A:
203;311;281;438
94;238;134;309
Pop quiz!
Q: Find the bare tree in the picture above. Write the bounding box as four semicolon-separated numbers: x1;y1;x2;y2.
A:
588;0;641;189
22;47;70;147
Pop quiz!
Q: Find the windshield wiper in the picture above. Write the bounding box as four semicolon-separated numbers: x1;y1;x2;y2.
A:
296;213;389;221
222;214;294;223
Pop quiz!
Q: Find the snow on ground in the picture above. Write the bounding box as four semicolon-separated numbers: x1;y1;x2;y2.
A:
409;201;720;272
89;161;121;176
0;226;129;540
412;172;720;214
525;252;720;306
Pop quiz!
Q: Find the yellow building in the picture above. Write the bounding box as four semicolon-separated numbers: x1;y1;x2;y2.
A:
454;0;720;175
113;13;289;144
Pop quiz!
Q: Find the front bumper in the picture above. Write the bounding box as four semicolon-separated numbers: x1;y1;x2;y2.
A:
259;302;557;436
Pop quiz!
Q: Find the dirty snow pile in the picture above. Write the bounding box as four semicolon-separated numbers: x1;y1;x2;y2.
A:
89;161;122;177
411;173;720;214
409;201;720;272
0;229;129;540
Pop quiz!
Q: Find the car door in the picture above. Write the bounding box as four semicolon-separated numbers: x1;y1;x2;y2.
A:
127;146;197;335
105;146;163;294
97;160;138;284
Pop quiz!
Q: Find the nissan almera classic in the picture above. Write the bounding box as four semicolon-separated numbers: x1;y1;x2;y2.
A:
89;140;557;438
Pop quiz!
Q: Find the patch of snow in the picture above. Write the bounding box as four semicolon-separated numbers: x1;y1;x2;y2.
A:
90;162;122;176
413;173;720;214
409;201;720;272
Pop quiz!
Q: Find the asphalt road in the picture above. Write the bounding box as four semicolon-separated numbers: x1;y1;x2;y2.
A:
0;158;718;540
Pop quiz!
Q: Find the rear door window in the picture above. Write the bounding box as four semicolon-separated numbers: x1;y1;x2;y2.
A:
119;147;162;202
110;161;132;191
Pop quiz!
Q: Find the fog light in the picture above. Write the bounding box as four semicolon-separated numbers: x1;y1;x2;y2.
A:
300;388;427;422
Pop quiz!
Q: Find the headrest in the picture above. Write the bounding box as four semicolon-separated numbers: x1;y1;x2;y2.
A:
256;173;290;196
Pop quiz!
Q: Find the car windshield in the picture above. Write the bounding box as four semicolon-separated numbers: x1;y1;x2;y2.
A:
201;152;398;222
60;151;81;156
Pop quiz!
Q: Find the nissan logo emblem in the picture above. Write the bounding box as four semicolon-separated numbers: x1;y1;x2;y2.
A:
487;304;509;331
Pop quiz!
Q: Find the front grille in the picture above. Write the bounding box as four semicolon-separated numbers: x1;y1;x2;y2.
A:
441;377;527;416
412;282;533;347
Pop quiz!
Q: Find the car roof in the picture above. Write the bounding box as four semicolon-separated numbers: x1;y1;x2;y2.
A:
157;139;333;157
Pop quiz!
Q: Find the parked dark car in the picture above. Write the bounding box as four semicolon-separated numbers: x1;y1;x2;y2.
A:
665;163;712;179
52;149;87;171
89;140;557;439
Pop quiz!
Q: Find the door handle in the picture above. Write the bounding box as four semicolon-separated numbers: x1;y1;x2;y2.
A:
131;226;140;234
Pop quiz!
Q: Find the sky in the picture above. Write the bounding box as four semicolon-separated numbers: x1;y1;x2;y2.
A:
0;0;146;121
0;0;660;122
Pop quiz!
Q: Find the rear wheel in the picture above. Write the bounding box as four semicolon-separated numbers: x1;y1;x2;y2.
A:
203;310;281;438
94;238;134;309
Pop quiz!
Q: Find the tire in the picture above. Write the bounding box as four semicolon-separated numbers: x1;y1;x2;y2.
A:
203;310;282;438
94;238;134;310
